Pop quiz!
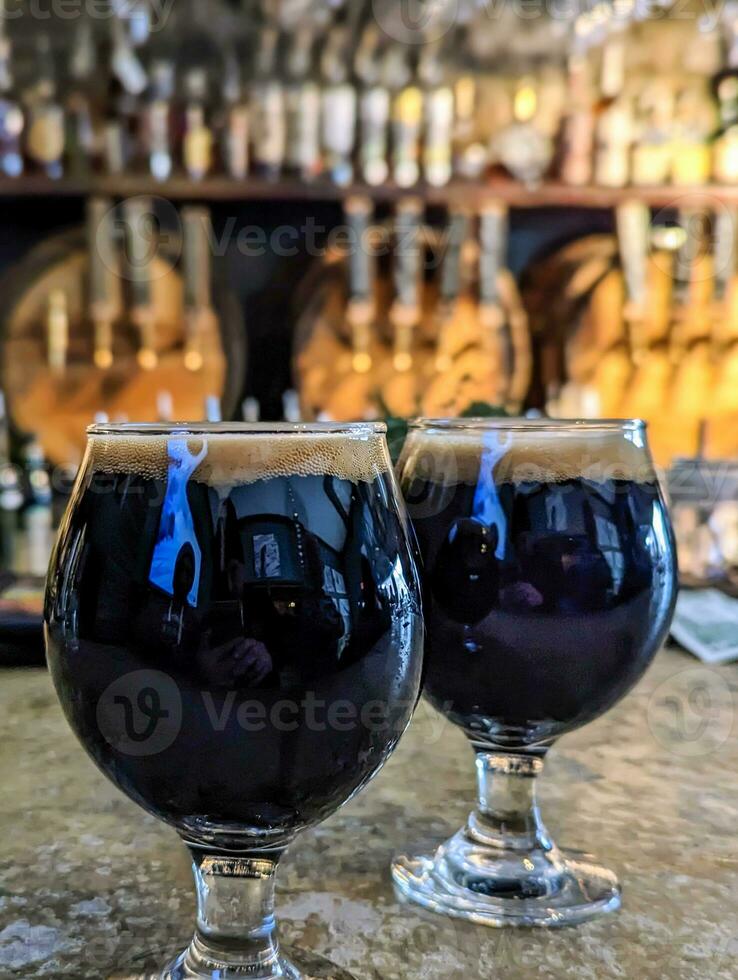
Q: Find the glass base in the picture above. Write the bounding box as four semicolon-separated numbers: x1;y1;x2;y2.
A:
392;828;621;928
110;943;357;980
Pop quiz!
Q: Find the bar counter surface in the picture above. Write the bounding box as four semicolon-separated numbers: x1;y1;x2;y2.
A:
1;645;736;979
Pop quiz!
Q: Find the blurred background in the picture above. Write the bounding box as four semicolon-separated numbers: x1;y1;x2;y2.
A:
2;0;738;659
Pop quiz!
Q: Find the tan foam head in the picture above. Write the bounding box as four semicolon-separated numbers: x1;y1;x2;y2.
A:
400;424;656;485
88;428;389;485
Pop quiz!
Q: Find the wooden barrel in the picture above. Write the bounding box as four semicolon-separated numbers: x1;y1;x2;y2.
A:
0;219;246;466
292;214;531;421
521;230;738;466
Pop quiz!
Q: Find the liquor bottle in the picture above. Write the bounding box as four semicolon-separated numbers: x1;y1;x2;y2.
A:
450;26;488;180
250;26;286;181
671;87;714;186
491;78;552;187
355;23;389;186
631;81;674;187
221;50;249;180
0;31;23;178
285;26;321;181
713;70;738;183
345;196;375;375
182;206;214;373
420;40;454;188
391;199;423;373
144;59;175;182
390;45;423;189
183;68;213;182
591;28;631;188
24;36;65;179
46;290;69;376
558;52;595;187
433;207;469;373
321;26;357;187
88;197;117;370
123;196;158;370
65;21;98;177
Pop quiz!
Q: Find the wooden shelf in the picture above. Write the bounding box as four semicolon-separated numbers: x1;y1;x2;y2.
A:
1;174;737;208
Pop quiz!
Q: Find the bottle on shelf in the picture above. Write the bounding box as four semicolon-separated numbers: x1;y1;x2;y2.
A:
558;51;595;187
87;196;118;370
65;20;99;177
420;40;454;188
631;81;675;187
0;29;23;178
491;77;552;187
390;48;423;189
144;59;176;182
182;206;214;373
24;36;65;180
123;196;158;370
182;68;214;182
220;49;250;181
671;87;714;186
250;26;286;181
285;26;321;182
321;25;357;187
355;23;390;187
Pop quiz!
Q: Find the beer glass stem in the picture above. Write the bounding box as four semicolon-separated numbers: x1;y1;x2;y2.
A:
467;751;551;853
176;850;286;978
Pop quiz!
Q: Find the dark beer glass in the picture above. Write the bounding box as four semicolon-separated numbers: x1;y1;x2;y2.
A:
392;419;677;927
45;423;423;979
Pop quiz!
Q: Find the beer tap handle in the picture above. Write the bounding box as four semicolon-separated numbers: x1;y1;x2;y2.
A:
345;195;374;374
182;206;212;372
87;197;116;370
124;196;158;370
479;202;513;395
616;200;650;355
392;198;423;373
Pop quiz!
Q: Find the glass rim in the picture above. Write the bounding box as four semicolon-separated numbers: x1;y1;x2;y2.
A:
87;421;388;438
408;417;646;433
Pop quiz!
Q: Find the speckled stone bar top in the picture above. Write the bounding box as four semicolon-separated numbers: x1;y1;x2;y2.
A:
2;646;736;979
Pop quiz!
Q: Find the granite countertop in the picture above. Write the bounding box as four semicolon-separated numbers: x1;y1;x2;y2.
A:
1;645;736;980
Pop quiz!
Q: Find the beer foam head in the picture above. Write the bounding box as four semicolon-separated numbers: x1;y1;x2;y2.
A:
401;419;656;485
88;423;389;486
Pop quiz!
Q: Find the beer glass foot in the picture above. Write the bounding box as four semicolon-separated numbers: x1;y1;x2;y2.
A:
392;751;620;927
110;944;358;979
392;835;621;928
